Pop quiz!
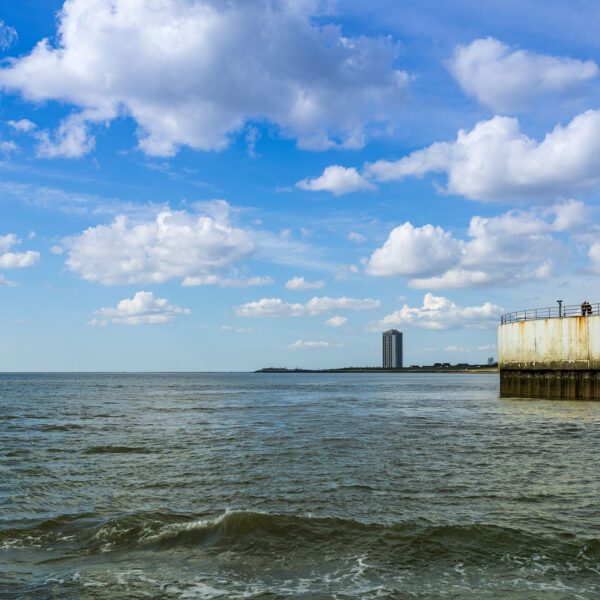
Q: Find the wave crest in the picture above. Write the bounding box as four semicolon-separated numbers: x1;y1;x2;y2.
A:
4;509;600;568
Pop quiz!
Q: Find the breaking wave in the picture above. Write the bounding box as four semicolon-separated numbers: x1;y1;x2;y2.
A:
3;509;600;569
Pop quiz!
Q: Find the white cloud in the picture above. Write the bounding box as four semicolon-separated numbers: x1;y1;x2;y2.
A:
366;222;463;277
0;234;18;253
587;243;600;273
366;206;567;289
449;37;598;112
0;274;16;287
477;344;497;351
325;315;347;327
35;111;96;158
285;276;325;290
297;166;374;195
347;232;366;243
365;110;600;202
236;298;305;318
0;0;409;156
334;263;360;281
250;225;333;273
182;275;273;287
288;340;342;350
408;269;496;290
549;199;590;232
444;345;465;352
7;119;36;133
91;291;190;325
64;201;255;285
0;233;40;269
0;21;17;51
304;296;380;315
236;296;380;317
368;293;503;331
222;325;253;333
0;251;40;268
0;139;17;153
0;180;120;216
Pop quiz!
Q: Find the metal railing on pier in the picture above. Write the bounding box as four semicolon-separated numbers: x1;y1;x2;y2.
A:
500;302;600;325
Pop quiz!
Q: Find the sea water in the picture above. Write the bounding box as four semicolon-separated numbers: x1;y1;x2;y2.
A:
1;372;600;599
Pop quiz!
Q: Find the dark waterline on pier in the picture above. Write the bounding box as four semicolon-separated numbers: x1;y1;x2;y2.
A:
2;372;600;599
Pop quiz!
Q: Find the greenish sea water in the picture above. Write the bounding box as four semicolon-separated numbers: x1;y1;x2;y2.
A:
2;372;600;599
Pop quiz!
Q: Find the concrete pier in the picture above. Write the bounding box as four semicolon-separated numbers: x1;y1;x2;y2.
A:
498;311;600;399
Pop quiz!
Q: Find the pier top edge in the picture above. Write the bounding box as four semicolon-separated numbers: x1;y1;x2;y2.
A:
500;302;599;325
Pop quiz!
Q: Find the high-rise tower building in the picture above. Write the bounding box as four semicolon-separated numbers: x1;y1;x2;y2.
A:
382;329;403;368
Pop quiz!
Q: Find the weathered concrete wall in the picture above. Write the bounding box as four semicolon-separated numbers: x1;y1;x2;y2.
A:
498;315;600;398
498;315;600;370
500;369;600;399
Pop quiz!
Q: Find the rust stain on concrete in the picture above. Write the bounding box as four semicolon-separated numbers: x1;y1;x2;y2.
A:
499;314;600;399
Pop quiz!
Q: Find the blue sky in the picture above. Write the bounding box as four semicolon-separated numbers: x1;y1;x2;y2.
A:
1;0;599;371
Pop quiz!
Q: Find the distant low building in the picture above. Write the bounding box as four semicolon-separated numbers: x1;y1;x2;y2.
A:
382;329;403;368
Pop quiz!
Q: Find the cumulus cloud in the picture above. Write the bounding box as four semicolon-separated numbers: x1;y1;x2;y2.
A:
63;201;256;285
366;222;463;277
236;298;305;318
368;293;503;331
366;204;573;289
297;166;375;195
365;110;600;202
0;234;18;253
325;315;347;327
90;291;190;325
288;340;342;349
449;38;598;112
550;199;590;232
285;276;325;290
236;296;380;317
0;21;17;51
0;233;40;269
0;0;409;157
0;251;39;268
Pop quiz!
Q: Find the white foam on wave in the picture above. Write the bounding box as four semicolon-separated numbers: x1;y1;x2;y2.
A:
141;508;275;546
1;531;75;551
141;509;235;545
179;581;231;599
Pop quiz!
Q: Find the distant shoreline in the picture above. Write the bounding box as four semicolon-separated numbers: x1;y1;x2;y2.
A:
255;367;499;374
